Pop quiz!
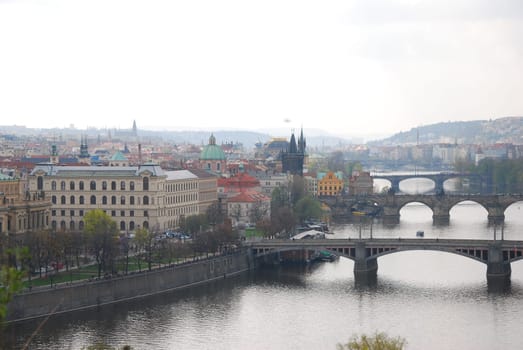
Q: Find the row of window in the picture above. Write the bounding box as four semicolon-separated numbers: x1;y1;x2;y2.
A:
52;220;149;231
51;209;148;218
37;177;149;191
51;195;151;206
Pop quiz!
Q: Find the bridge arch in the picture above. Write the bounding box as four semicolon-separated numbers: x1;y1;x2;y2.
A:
398;177;436;194
504;201;523;222
447;199;489;213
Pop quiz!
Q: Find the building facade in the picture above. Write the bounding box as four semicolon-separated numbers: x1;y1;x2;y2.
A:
0;174;51;235
317;171;344;196
28;163;205;233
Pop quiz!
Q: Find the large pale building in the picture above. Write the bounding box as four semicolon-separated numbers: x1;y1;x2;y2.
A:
28;163;214;233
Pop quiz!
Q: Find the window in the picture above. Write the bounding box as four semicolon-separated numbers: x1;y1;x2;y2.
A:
70;210;75;217
111;196;116;205
90;181;96;190
111;210;116;217
79;181;84;190
52;221;57;230
121;196;125;205
111;181;116;190
52;210;56;216
79;210;84;217
61;181;66;191
102;181;107;190
70;195;75;204
121;181;126;190
130;210;134;217
120;221;126;230
90;195;96;204
70;221;75;230
130;181;135;191
129;221;135;230
51;181;57;191
61;195;66;204
144;210;148;217
120;210;125;217
37;176;44;190
79;196;84;204
143;196;149;205
102;196;107;205
70;181;75;190
79;221;84;230
61;210;65;216
52;196;57;204
143;221;149;229
143;177;149;191
130;196;135;205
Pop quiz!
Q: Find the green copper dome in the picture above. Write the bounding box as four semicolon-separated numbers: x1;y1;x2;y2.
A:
200;134;226;161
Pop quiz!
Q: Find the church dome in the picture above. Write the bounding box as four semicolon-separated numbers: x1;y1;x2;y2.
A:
200;134;226;161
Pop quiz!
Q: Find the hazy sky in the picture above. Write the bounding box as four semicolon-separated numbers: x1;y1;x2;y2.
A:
1;0;522;138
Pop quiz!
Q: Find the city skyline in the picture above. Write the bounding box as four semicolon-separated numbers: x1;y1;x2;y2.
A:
1;0;522;138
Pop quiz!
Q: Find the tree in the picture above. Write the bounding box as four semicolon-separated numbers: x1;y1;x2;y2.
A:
84;209;120;278
0;247;26;328
294;195;323;224
337;332;406;350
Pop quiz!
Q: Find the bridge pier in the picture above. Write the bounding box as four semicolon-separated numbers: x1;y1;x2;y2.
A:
487;245;511;283
432;214;450;225
353;243;378;281
382;215;400;225
487;215;505;225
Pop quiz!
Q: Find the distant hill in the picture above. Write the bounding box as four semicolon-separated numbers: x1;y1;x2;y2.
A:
369;117;523;146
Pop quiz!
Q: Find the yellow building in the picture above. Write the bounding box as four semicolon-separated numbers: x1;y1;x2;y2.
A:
317;171;344;196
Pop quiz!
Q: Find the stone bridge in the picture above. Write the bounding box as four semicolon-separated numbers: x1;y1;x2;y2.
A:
249;238;523;283
371;172;481;194
321;193;523;225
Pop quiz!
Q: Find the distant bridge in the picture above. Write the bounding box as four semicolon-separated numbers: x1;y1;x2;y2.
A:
321;193;523;224
249;238;523;283
371;172;481;194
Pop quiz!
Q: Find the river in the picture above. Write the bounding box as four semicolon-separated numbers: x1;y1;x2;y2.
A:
5;180;523;349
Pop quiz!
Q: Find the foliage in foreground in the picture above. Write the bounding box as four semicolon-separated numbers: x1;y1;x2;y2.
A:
337;332;406;350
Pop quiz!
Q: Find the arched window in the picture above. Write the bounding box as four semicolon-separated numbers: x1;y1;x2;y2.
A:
129;221;135;230
102;196;107;205
121;196;125;205
79;181;84;190
120;221;126;231
130;181;135;191
61;195;66;204
51;181;57;191
102;181;107;190
130;196;135;205
52;196;57;204
111;196;116;205
60;221;66;231
143;221;149;229
70;221;75;230
217;163;221;171
52;220;57;230
90;181;96;190
79;196;84;204
111;181;116;190
143;177;149;191
70;181;75;190
121;181;126;190
143;196;149;205
70;196;75;204
90;195;96;204
79;221;84;230
37;176;44;190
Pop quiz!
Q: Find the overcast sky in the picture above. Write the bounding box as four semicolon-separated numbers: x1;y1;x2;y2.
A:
1;0;522;138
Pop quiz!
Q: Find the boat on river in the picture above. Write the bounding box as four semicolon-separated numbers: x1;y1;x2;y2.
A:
416;230;424;237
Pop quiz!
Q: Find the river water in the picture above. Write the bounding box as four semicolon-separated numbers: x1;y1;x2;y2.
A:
6;180;523;350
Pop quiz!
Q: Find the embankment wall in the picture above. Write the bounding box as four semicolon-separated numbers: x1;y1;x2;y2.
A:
7;251;253;323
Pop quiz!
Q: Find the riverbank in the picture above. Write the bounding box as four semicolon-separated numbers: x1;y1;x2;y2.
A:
6;250;253;323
